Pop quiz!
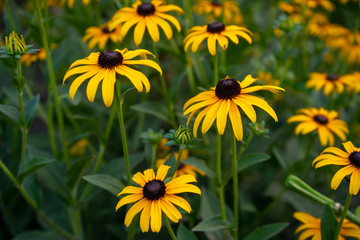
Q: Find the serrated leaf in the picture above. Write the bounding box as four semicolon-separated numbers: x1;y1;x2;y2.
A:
321;204;337;240
182;157;216;179
0;104;21;123
18;157;54;182
177;224;198;240
25;95;40;128
243;223;289;240
82;174;124;196
192;215;230;232
131;101;169;123
66;156;93;189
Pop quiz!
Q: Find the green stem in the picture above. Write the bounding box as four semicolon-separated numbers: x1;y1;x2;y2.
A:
34;0;69;166
185;54;196;94
334;193;352;240
3;0;16;31
47;97;58;156
163;214;177;240
115;82;131;185
194;53;209;88
184;0;194;29
216;133;226;221
67;207;83;240
213;52;219;86
150;41;177;128
170;146;183;178
231;131;238;240
0;160;74;239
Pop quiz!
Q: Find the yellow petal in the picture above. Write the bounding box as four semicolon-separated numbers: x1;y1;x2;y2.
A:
139;201;151;232
160;198;182;223
165;194;191;213
86;69;107;102
228;101;243;141
156;165;170;181
124;198;147;226
69;68;100;100
133;172;147;187
101;70;116;107
150;200;162;232
331;165;354;190
118;186;143;196
122;59;162;75
207;35;217;55
115;193;143;211
216;100;230;135
134;19;146;46
201;101;221;134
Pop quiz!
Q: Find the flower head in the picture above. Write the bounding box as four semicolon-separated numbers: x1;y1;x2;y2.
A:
0;31;37;58
184;22;252;55
116;165;201;232
193;0;244;25
21;48;46;66
294;0;335;12
306;73;353;96
326;32;360;65
287;108;348;146
183;75;284;141
294;212;360;239
83;22;122;50
313;141;360;195
60;0;90;8
63;48;162;107
109;0;183;46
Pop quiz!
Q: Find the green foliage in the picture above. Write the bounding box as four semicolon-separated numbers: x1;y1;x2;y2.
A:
320;204;338;240
192;215;231;232
243;223;289;240
82;174;124;197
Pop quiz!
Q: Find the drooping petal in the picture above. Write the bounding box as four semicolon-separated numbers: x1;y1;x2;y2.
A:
118;186;143;196
216;100;230;135
133;19;146;46
115;194;143;211
228;101;243;141
160;198;182;223
150;200;162;232
331;165;354;190
69;67;100;100
124;198;148;226
139;200;151;232
86;69;107;102
101;70;116;107
165;194;191;213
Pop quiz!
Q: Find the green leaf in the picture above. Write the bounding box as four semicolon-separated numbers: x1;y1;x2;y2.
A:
0;104;21;123
82;174;124;196
131;101;169;123
238;153;271;172
23;174;43;209
321;204;337;240
177;224;198;240
24;95;40;128
192;215;231;232
66;156;93;189
243;223;289;240
18;157;55;182
272;147;290;173
164;154;176;178
182;157;216;179
13;231;60;240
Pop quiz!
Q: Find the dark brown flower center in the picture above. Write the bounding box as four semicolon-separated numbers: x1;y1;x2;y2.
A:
98;50;123;69
102;26;114;34
215;78;241;99
137;3;155;16
211;0;221;6
313;114;328;125
177;162;185;170
207;22;225;33
326;74;339;81
143;180;166;200
349;151;360;168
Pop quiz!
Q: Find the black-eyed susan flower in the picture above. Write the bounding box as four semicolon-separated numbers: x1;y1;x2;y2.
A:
287;108;348;146
306;73;353;96
116;165;201;232
83;23;122;50
21;47;46;66
60;0;90;8
294;0;335;12
294;212;360;239
63;48;162;107
193;0;243;25
156;149;205;178
183;75;284;141
109;0;183;46
313;142;360;195
184;22;252;56
346;72;360;93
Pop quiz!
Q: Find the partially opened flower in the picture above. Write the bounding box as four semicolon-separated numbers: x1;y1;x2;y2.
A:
287;108;348;146
116;165;201;232
63;48;162;107
184;22;252;55
83;23;122;50
294;212;360;239
109;0;183;46
183;75;284;141
193;0;244;25
306;73;353;96
313;142;360;195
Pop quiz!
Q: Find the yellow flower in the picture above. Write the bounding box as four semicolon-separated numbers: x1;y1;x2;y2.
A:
109;0;183;46
278;2;301;14
69;138;89;157
346;72;360;93
313;141;360;195
294;212;360;239
116;165;201;232
63;48;162;107
193;0;243;25
183;75;284;141
306;73;353;96
184;22;252;56
258;71;280;86
307;14;350;38
156;149;205;178
83;22;122;50
287;108;348;147
60;0;90;8
294;0;335;12
21;48;46;67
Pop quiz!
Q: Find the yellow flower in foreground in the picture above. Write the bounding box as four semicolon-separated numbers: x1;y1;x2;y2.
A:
83;23;122;50
313;142;360;195
193;0;243;25
21;48;46;67
294;212;360;239
183;75;284;141
61;0;90;8
184;22;252;56
288;108;348;146
306;73;352;96
109;0;183;46
63;48;162;107
116;165;201;232
156;149;205;178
